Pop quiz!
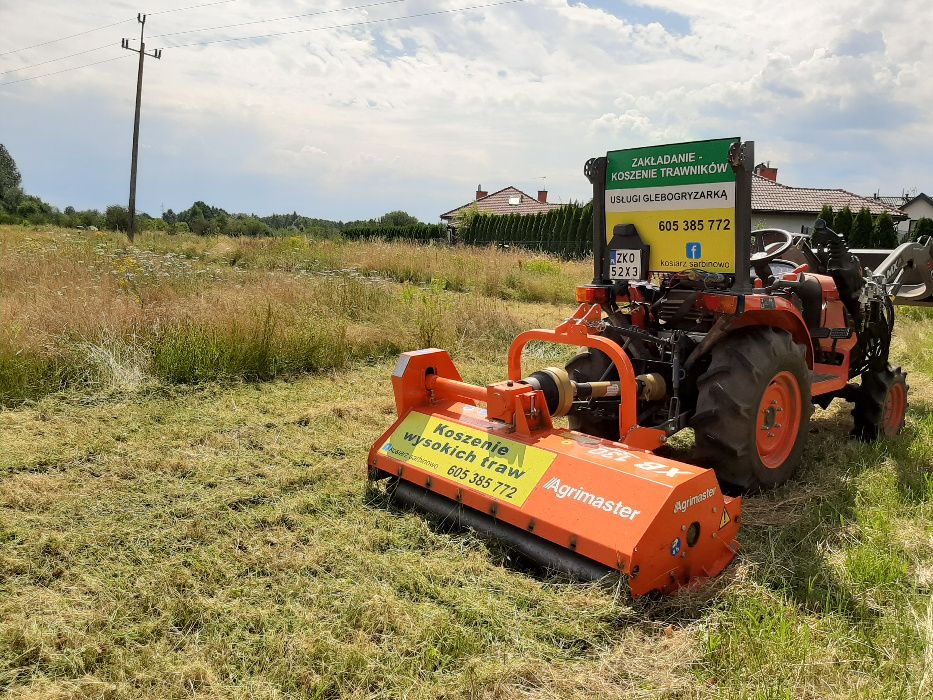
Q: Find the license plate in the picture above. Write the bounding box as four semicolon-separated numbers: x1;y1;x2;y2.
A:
610;249;643;280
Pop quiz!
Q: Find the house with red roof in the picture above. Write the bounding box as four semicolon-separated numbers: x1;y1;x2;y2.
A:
440;185;564;230
440;170;907;241
751;164;906;234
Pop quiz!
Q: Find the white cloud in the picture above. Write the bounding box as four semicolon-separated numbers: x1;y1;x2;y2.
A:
1;0;931;218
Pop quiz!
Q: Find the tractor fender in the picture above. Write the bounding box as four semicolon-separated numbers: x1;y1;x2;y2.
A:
728;303;814;367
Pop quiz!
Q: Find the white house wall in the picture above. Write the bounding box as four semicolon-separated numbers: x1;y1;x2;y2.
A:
752;213;817;234
904;199;933;220
904;199;933;236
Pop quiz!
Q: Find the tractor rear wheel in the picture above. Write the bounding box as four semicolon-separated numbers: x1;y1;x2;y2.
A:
691;328;812;490
852;365;908;441
565;347;620;441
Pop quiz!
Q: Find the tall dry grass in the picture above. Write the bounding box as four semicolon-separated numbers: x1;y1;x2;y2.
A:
0;227;567;404
195;235;590;304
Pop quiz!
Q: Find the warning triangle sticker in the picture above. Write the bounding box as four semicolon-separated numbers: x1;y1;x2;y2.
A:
719;508;731;529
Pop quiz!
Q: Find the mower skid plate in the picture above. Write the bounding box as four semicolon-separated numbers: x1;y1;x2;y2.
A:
369;401;741;597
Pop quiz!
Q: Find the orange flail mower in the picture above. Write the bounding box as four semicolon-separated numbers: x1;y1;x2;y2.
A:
369;138;931;596
369;304;742;597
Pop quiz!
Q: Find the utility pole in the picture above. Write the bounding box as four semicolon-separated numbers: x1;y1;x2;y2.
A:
121;14;162;243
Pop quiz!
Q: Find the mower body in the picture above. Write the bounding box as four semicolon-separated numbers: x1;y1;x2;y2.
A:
369;315;742;597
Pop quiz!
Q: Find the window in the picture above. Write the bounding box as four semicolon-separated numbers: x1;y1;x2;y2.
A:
508;196;521;205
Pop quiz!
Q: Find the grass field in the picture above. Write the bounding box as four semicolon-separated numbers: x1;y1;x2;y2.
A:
1;225;932;699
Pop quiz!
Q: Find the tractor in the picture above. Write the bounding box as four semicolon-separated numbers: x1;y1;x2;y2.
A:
368;139;933;596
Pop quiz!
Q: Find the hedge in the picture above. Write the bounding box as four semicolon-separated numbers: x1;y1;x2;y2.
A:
458;202;593;258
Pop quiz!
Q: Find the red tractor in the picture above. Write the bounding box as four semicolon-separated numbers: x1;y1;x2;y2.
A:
369;138;932;595
569;142;930;491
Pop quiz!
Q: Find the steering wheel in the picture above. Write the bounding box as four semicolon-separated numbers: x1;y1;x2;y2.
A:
750;228;795;281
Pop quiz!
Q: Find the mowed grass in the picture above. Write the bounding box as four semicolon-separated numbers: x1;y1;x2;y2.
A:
1;225;932;699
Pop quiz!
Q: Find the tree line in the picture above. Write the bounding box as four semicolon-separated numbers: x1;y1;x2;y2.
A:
456;202;594;258
817;204;930;247
0;143;439;239
3;142;929;249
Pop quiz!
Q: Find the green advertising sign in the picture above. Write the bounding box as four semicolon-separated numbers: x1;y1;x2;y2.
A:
605;138;739;273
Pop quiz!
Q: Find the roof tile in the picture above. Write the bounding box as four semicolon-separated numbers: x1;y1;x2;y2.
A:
441;186;563;220
752;174;906;217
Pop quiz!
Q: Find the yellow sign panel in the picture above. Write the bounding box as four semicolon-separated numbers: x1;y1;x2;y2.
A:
381;411;556;507
605;138;739;274
606;208;736;272
719;507;731;529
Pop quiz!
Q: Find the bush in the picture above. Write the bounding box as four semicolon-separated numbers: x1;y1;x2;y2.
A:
341;223;444;242
457;203;592;258
849;208;874;247
834;206;854;240
818;204;834;228
872;212;898;248
140;217;168;232
77;210;105;228
912;217;933;241
16;195;49;218
105;205;130;232
379;210;420;227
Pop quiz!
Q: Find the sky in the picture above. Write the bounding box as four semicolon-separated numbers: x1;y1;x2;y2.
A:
1;0;931;222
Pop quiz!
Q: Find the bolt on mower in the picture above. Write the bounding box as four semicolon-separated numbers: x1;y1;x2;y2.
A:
368;138;933;597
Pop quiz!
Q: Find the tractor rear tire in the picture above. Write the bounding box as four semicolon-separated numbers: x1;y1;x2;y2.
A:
690;328;812;490
851;365;908;441
565;348;620;441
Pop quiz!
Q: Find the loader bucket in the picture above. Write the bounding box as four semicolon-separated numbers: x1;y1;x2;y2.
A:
369;338;741;598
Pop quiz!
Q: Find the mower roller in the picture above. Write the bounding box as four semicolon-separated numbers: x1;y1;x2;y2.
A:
369;137;933;597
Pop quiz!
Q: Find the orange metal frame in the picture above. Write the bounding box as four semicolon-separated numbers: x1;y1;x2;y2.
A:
507;303;665;450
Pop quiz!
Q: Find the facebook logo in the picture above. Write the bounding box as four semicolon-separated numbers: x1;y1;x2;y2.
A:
686;242;702;259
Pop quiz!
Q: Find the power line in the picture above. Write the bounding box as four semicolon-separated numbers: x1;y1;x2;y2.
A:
0;0;236;58
149;0;236;15
0;19;131;58
149;0;409;40
165;0;528;49
0;0;528;86
0;43;115;77
0;54;130;86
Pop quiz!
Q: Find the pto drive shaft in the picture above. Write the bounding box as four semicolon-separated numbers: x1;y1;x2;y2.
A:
524;367;666;417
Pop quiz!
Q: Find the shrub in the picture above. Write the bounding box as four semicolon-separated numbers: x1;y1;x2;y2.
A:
849;208;874;247
912;217;933;241
105;205;130;232
341;223;444;242
457;203;592;258
834;206;854;240
872;212;898;248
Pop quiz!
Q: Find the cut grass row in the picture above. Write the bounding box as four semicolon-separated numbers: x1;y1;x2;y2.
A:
1;356;930;698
